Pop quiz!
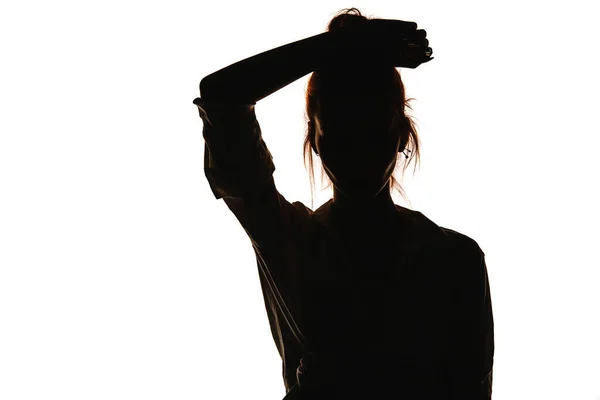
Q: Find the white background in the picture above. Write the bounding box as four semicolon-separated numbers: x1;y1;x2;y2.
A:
1;1;599;399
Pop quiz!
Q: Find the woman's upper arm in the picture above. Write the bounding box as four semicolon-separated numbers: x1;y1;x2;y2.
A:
194;97;295;251
479;252;495;399
195;97;276;200
446;241;495;399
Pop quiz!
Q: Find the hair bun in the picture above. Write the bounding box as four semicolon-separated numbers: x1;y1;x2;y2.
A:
327;7;367;32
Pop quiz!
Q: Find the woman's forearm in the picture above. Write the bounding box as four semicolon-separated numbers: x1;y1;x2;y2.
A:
198;31;336;104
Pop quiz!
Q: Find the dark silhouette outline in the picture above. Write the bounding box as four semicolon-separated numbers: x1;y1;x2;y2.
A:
193;7;493;400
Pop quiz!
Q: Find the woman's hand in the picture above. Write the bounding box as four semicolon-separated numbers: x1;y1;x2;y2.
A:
327;18;433;69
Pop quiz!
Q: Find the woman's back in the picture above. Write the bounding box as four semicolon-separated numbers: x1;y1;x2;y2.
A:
295;199;482;398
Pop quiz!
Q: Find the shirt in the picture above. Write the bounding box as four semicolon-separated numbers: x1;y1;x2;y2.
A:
195;98;494;400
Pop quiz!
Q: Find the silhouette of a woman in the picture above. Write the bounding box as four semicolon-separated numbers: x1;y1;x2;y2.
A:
194;8;494;400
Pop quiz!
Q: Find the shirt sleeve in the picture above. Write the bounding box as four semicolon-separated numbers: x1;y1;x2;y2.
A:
194;97;310;287
447;247;495;400
479;252;495;400
195;97;313;366
194;97;276;200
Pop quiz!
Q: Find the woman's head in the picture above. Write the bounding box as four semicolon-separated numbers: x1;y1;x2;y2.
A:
303;8;421;209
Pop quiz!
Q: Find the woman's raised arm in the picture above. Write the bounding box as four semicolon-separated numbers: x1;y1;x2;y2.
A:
195;31;332;105
193;18;431;105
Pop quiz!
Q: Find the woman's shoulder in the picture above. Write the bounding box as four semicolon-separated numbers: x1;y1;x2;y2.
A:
405;208;485;277
408;210;487;294
408;208;483;253
289;199;484;258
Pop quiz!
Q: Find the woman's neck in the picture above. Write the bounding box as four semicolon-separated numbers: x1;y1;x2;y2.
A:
330;188;397;222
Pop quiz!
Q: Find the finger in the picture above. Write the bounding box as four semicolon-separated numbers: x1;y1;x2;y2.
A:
406;38;429;48
403;29;427;42
402;21;418;31
402;46;433;64
374;18;418;31
405;42;432;54
404;55;433;69
410;45;433;58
